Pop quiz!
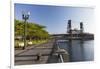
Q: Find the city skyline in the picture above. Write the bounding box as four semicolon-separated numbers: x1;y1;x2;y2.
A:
15;3;94;34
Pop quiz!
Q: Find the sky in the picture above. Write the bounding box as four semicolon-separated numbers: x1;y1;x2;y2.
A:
14;3;94;34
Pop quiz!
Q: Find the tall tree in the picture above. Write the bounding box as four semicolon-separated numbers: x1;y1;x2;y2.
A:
15;19;49;40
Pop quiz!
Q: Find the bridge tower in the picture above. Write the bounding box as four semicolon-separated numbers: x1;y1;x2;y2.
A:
67;20;72;33
80;22;84;33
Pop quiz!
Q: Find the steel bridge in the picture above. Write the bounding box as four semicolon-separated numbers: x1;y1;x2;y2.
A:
51;33;94;40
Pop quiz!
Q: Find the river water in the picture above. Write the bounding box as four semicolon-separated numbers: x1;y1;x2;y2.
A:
57;40;94;62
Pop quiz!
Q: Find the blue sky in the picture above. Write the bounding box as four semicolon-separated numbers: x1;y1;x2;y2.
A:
14;3;94;34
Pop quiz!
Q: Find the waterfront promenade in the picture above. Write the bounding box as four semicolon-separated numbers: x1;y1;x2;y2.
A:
15;39;59;65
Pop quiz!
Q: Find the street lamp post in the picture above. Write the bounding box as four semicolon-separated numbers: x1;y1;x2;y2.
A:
22;11;30;49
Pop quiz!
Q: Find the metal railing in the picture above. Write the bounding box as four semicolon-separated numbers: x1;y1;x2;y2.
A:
53;39;69;63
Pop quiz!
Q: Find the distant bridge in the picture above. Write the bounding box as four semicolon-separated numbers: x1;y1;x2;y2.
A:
50;33;94;40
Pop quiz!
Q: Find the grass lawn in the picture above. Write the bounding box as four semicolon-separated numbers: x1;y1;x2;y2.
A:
15;39;49;47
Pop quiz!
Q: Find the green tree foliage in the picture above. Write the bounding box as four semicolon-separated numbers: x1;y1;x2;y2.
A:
15;19;49;40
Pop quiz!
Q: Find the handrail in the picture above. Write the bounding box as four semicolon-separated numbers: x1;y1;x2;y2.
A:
59;54;64;63
56;42;64;63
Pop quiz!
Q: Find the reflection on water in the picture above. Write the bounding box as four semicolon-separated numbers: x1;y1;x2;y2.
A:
57;40;94;62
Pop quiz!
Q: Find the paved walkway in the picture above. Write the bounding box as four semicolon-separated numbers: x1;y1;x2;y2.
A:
15;39;57;65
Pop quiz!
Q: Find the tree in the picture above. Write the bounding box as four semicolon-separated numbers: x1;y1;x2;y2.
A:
15;19;49;41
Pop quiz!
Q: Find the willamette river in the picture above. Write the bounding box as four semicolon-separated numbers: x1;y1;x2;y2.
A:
57;40;94;62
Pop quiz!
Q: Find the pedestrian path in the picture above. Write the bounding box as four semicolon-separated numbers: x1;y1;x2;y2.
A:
15;40;55;65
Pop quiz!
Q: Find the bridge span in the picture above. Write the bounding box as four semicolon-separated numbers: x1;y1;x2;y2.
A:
50;33;94;40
